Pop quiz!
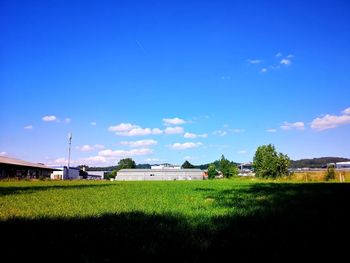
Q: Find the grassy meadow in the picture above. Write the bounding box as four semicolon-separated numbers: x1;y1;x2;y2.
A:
1;178;349;262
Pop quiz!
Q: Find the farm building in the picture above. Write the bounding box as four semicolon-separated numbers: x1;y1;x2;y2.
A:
116;168;204;181
50;166;80;180
0;156;58;179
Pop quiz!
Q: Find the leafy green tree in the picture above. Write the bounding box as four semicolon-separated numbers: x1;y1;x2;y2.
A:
207;164;218;179
219;155;234;178
181;160;195;169
253;144;290;178
104;170;117;180
325;165;335;181
117;158;136;171
229;165;239;177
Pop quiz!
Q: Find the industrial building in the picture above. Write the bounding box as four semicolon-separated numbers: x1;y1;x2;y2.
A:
0;156;57;179
50;166;80;180
116;168;204;181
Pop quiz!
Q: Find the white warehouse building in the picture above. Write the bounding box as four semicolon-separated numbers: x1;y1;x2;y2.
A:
116;168;204;181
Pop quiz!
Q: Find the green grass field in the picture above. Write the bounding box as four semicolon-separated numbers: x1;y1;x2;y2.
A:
1;179;349;262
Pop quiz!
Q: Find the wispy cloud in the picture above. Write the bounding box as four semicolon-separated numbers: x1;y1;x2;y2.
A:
109;123;163;136
213;130;228;136
42;115;57;122
162;117;186;126
238;150;247;154
280;58;291;65
145;158;161;163
24;125;33;130
280;122;305;130
275;52;282;57
266;128;277;133
184;132;208;139
311;107;350;131
0;152;7;156
248;59;262;64
91;122;97;126
261;68;268;73
164;126;184;134
76;144;105;152
231;128;245;133
184;156;199;160
120;139;158;148
64;118;71;124
170;142;202;150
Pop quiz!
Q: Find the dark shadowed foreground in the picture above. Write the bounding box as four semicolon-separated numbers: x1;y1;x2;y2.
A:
1;183;349;262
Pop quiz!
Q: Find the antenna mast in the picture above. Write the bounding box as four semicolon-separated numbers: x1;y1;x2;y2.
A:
66;132;72;180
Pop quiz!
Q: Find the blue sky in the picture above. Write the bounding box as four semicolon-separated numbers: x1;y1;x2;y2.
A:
1;0;349;166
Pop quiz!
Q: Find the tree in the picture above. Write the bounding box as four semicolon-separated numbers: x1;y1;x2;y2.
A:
219;155;234;178
253;144;290;178
182;160;195;169
325;164;335;181
207;164;218;179
117;158;136;171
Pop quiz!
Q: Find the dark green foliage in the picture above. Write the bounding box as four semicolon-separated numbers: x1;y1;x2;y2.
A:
253;144;290;178
325;165;335;181
104;170;116;180
207;164;217;179
181;160;195;169
117;158;136;171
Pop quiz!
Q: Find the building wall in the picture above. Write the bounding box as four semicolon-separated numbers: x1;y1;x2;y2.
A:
116;169;204;181
51;167;80;180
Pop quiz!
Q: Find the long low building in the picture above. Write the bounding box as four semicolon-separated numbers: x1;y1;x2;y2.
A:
116;168;204;181
0;156;58;179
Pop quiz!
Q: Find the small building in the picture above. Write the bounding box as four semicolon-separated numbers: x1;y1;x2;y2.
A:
86;171;105;180
116;168;204;181
50;166;80;180
336;162;350;169
0;156;58;179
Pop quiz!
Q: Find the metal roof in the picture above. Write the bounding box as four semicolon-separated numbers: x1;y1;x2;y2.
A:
0;156;57;170
119;169;203;172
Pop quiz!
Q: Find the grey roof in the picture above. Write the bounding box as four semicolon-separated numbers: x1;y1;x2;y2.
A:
0;156;57;170
119;169;203;172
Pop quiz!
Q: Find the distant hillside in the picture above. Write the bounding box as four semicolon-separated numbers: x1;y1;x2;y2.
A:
290;157;350;169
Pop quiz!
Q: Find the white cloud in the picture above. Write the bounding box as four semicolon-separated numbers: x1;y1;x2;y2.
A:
280;59;291;65
280;122;305;130
98;148;154;157
261;68;268;73
91;122;97;126
238;150;247;154
311;108;350;131
0;152;7;156
276;52;282;57
213;130;228;136
24;125;33;130
248;59;262;64
76;144;105;152
162;117;186;126
76;145;95;152
170;142;202;150
164;126;184;134
109;123;163;136
287;54;294;58
120;139;158;148
184;132;208;139
108;123;139;132
266;129;277;133
117;128;163;136
342;107;350;115
64;118;71;124
42;115;57;122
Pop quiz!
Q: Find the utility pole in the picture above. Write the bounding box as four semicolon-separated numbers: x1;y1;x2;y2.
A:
66;132;72;180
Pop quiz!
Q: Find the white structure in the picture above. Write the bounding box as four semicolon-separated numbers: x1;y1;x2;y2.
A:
86;171;105;180
151;164;181;170
50;166;80;180
336;162;350;169
116;168;204;181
